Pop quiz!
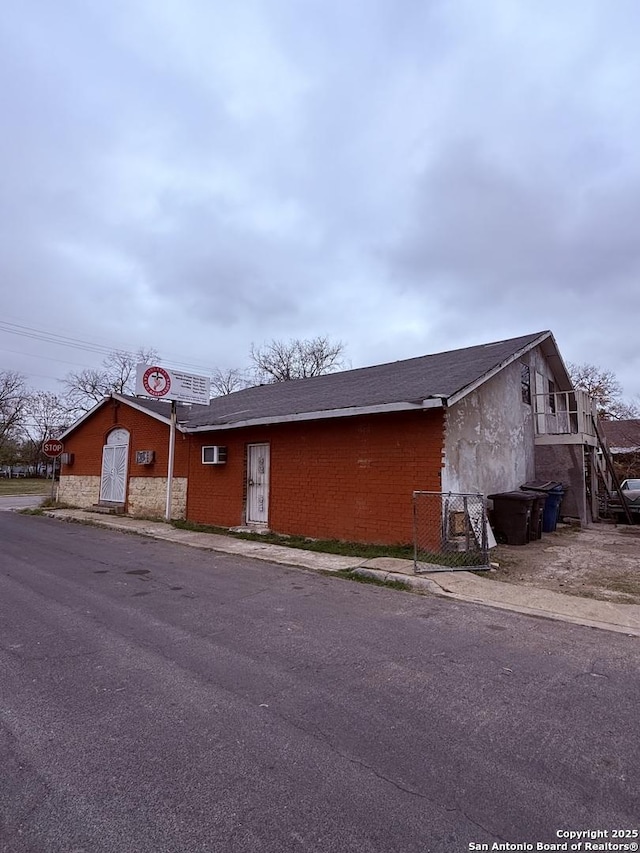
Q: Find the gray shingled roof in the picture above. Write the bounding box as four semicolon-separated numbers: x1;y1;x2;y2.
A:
600;419;640;452
126;397;206;422
179;331;550;430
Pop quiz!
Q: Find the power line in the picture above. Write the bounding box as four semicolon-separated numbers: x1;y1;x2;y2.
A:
0;346;92;369
1;368;62;383
0;321;115;357
0;318;227;377
1;314;159;357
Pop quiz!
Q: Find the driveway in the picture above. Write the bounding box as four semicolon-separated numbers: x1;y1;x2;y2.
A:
491;522;640;604
1;512;639;853
0;494;44;511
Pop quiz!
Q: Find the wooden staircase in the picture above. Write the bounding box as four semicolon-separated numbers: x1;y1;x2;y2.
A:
590;417;634;525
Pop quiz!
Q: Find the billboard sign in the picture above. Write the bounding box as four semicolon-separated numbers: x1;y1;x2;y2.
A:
135;365;210;405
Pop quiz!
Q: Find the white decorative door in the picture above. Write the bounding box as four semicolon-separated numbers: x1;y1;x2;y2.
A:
247;444;270;524
100;429;129;503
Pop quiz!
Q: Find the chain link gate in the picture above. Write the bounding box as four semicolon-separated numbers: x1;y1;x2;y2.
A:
413;491;490;572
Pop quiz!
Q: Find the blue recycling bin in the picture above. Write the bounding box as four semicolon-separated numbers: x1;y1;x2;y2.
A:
521;482;565;533
542;485;564;532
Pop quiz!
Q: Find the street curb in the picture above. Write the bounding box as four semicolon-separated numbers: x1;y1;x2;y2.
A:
40;509;640;638
349;566;640;636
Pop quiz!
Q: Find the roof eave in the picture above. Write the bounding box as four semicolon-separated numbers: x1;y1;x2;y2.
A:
58;397;111;441
58;393;188;441
187;399;442;433
112;394;188;431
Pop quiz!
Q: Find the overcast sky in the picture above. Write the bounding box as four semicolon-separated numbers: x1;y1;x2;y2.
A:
2;0;639;400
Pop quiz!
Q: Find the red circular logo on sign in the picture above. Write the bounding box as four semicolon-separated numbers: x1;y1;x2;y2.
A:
142;366;171;398
43;439;64;458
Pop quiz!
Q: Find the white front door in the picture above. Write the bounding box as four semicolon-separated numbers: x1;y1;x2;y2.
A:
100;429;129;503
247;443;270;524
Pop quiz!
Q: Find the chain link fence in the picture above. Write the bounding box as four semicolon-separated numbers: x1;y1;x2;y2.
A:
413;491;490;572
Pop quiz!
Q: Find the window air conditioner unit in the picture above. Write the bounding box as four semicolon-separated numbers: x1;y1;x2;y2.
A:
202;446;227;465
136;450;155;465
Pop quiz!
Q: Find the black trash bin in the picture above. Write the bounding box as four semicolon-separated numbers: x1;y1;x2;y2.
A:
522;492;545;540
521;481;566;533
488;491;535;545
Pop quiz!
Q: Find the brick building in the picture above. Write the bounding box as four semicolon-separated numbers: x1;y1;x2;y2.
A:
58;330;590;543
58;397;194;519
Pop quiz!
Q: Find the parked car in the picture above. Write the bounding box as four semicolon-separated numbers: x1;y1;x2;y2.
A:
0;466;30;478
608;479;640;523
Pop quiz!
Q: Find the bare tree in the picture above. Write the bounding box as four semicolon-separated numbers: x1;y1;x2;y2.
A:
568;362;639;420
210;367;251;397
0;371;29;462
21;391;70;470
63;347;159;416
250;336;346;383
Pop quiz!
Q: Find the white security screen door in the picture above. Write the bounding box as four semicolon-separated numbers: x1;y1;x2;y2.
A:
99;429;129;503
247;443;270;524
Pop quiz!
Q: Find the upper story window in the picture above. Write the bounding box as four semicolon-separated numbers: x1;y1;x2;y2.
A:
521;363;531;405
548;379;556;414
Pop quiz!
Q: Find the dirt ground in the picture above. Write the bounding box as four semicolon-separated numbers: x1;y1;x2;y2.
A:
489;521;640;605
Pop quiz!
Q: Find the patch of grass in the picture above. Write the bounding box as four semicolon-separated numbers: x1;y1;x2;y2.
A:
555;523;582;536
171;518;414;560
0;478;50;496
333;568;410;591
599;576;640;597
416;550;488;569
20;500;76;515
171;519;230;536
555;586;638;605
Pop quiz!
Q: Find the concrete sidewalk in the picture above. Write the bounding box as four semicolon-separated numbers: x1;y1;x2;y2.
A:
42;508;640;637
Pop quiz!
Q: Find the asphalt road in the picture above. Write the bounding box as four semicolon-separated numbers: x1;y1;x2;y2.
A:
1;513;638;853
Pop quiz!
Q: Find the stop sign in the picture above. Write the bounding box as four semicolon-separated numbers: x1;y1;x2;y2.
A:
43;439;64;458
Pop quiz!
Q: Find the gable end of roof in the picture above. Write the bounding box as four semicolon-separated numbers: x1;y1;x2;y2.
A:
58;394;187;441
446;331;555;406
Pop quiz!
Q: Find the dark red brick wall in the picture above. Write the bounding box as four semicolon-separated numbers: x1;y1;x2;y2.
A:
187;410;444;545
60;400;190;498
63;403;444;543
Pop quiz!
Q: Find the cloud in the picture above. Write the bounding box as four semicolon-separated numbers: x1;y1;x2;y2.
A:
389;141;640;294
1;0;639;398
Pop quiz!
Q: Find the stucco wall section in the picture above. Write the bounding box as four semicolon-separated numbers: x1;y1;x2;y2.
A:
442;358;536;497
127;477;187;519
534;444;585;521
58;475;101;507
